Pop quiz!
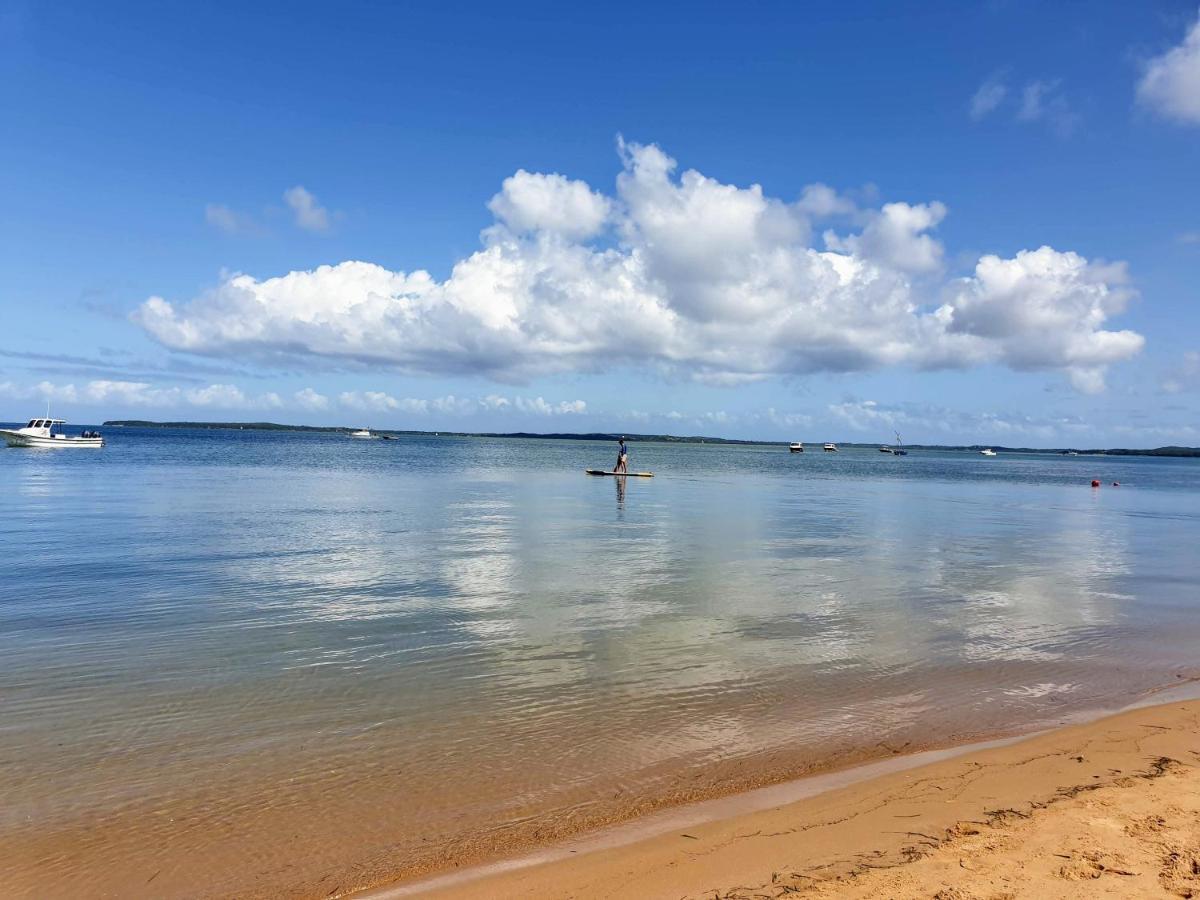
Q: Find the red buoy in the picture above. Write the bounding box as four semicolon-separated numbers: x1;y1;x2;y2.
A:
1091;479;1100;487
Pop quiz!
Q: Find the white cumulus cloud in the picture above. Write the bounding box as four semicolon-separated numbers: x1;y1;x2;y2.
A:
941;247;1142;393
338;391;429;414
826;201;947;274
293;387;330;410
135;140;1143;393
829;399;903;431
1138;11;1200;124
334;391;584;416
488;170;611;239
514;396;587;415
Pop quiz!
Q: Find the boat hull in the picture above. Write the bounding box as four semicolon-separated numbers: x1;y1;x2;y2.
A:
1;430;104;448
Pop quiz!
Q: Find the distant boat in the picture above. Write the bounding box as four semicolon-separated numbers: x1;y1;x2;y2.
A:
980;448;997;457
349;428;373;439
823;443;838;452
879;445;894;454
1;416;103;448
789;442;804;453
892;431;908;456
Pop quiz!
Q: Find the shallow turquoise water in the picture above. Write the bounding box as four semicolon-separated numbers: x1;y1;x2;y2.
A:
3;428;1199;894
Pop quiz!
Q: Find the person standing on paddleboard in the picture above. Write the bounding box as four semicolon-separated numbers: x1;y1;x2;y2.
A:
614;437;628;474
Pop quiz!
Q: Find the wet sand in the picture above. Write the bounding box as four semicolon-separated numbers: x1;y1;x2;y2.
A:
371;695;1200;899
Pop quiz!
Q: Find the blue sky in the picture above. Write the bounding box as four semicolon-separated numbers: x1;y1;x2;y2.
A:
2;0;1198;445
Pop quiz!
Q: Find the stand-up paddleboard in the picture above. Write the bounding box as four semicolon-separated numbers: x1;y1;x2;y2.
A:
586;469;654;477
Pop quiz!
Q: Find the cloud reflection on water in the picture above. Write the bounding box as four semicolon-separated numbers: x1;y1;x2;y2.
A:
5;436;1199;895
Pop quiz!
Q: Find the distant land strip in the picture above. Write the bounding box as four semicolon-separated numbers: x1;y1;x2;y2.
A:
99;421;1200;457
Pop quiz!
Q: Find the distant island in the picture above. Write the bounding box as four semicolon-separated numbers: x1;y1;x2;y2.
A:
100;421;1200;457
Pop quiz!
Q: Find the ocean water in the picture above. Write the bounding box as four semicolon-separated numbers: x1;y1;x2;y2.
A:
3;428;1199;898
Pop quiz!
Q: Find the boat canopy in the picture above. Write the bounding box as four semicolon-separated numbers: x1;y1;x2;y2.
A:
27;419;66;427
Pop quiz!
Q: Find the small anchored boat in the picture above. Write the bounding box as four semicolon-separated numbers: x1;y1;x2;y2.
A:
349;428;373;439
1;417;104;448
823;443;838;452
980;448;997;457
789;442;804;453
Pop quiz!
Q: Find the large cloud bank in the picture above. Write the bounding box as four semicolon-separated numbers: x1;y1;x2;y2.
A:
136;141;1142;392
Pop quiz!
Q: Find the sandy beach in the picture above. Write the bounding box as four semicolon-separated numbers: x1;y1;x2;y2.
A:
371;695;1200;899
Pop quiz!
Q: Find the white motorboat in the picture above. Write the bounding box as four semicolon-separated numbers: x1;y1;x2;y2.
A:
1;417;104;448
349;428;373;439
788;442;804;453
823;443;838;452
980;448;997;457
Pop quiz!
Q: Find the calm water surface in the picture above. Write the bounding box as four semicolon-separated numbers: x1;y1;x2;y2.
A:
3;429;1199;897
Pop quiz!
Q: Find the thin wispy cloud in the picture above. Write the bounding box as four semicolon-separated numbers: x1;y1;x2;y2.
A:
969;74;1008;120
204;203;260;235
1016;79;1080;137
1160;350;1200;394
968;72;1079;137
204;187;336;235
0;379;588;417
827;398;1092;441
0;379;284;410
283;185;331;233
0;347;258;383
1137;9;1200;125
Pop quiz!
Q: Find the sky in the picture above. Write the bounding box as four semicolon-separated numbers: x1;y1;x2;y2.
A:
1;0;1198;446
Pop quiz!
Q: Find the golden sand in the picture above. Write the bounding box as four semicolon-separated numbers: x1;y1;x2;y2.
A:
374;698;1200;899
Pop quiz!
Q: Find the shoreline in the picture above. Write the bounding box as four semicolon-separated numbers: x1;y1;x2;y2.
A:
360;681;1200;899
